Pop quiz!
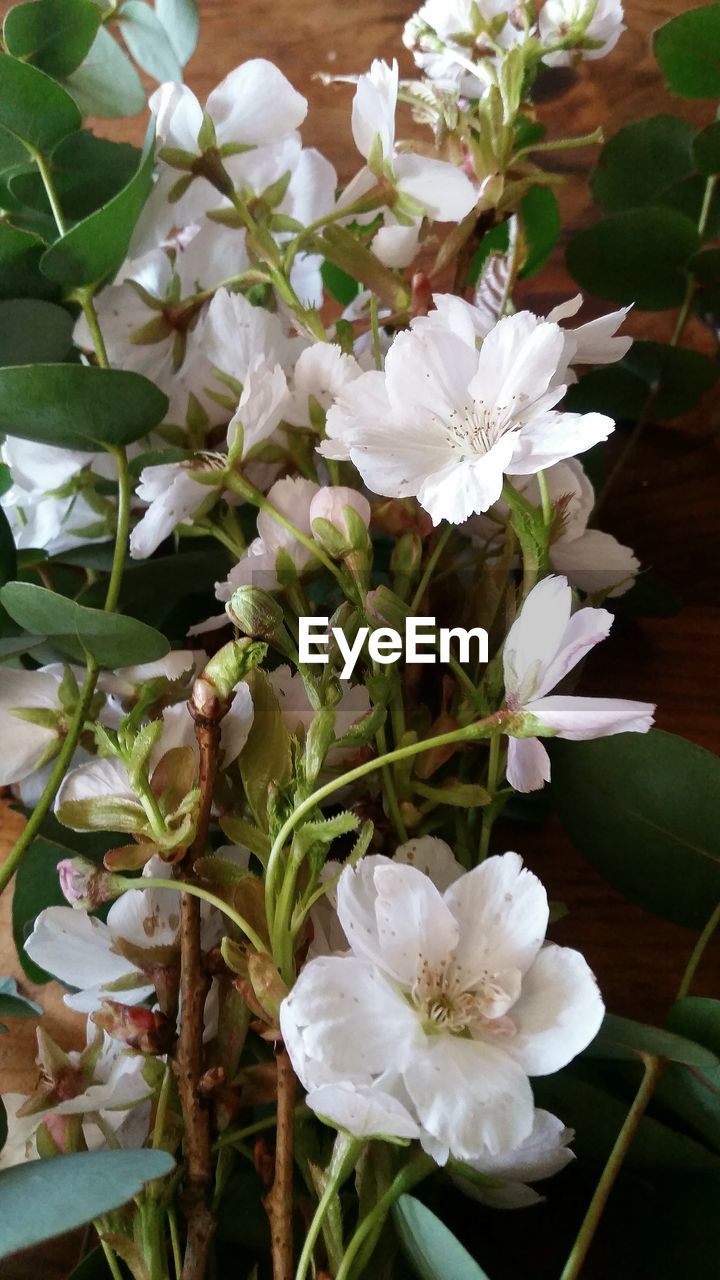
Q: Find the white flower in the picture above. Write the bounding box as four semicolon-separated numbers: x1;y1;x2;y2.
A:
215;475;320;600
203;287;303;384
285;343;364;429
269;664;371;763
545;294;632;383
0;665;78;787
503;576;655;791
129;461;216;559
456;1108;574;1208
404;0;531;96
1;439;119;555
341;60;477;266
540;0;626;67
320;308;614;525
281;850;604;1163
468;458;639;597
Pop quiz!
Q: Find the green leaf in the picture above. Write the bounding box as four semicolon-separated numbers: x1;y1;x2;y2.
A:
563;365;647;421
41;124;155;287
518;185;561;277
3;0;100;79
0;1149;175;1258
155;0;199;65
0;364;168;449
0;976;42;1030
68;1246;114;1280
566;207;700;309
64;25;145;119
591;115;696;212
0;299;73;366
654;3;720;99
10;131;142;222
321;259;360;305
0;51;80;154
658;998;720;1153
393;1195;492;1280
693;121;720;174
13;829;119;983
622;340;719;415
0;507;17;591
587;1011;720;1070
0;223;58;300
468;221;510;286
239;669;292;828
552;730;720;927
0;582;170;666
119;0;181;81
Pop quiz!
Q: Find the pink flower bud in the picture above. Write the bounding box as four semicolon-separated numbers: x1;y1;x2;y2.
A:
57;857;123;910
91;1001;174;1054
309;487;371;538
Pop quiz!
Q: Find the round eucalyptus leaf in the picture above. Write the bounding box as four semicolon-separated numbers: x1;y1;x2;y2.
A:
566;207;700;309
654;3;720;99
3;0;100;79
63;25;145;119
0;299;73;366
0;51;80;153
694;120;720;174
0;582;171;667
552;730;720;928
393;1195;492;1280
0;364;168;449
591;115;696;212
155;0;199;65
518;185;561;278
118;0;182;82
10;132;141;222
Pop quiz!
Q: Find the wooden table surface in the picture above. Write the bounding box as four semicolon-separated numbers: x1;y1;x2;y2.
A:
0;0;718;1264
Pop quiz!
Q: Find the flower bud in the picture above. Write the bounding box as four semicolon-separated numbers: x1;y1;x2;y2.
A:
226;586;289;647
57;857;125;910
91;1001;175;1055
365;586;411;631
193;638;268;710
309;487;371;541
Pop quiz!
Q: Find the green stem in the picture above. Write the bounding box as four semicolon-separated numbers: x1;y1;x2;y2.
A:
32;148;68;234
478;733;503;862
676;899;720;1001
95;1228;124;1280
335;1153;434;1280
213;1104;309;1152
117;876;269;954
513;127;604;160
265;712;508;931
295;1136;364;1280
167;1207;182;1280
409;524;453;614
103;446;132;613
152;1063;173;1150
0;657;99;893
537;470;553;529
225;472;349;592
558;1054;662;1280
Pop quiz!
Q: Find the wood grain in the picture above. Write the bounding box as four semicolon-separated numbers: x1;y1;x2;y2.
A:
0;0;718;1272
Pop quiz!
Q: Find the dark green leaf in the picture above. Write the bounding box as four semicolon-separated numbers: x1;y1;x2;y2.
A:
591;115;696;212
321;259;360;305
622;340;719;416
0;299;73;366
0;223;59;300
552;730;720;927
10;131;141;222
658;998;720;1153
660;172;720;236
468;221;510;286
654;3;720;99
0;51;80;153
63;25;145;119
587;1011;720;1070
41;125;155;286
0;364;168;449
393;1195;492;1280
0;507;16;591
566;207;700;309
13;829;119;983
119;0;182;81
564;365;647;421
519;185;561;277
0;976;42;1026
239;669;292;828
0;1149;175;1258
77;547;230;623
693;121;720;173
0;582;170;666
3;0;100;79
155;0;199;65
68;1246;114;1280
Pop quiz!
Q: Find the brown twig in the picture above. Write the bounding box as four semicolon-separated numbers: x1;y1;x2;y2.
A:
264;1047;297;1280
172;675;233;1280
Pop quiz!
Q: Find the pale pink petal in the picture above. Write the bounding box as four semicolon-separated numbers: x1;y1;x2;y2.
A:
503;576;573;703
506;738;552;793
372;222;421;267
534;603;613;697
527;694;655;740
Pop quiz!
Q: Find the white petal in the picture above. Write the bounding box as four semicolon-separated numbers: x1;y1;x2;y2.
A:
403;1035;535;1161
394;153;477;221
149;82;203;149
534;602;614;698
443;852;548;980
416;438;514;524
551;527;640;598
394;836;463;890
106;883;181;951
0;668;60;785
305;1082;420;1139
336;858;458;987
230;363;288;457
219;680;254;765
507;410;615;474
528;694;655;740
502;576;573;703
372;222;421;268
24;909;133;990
505;738;552;793
207;60;307;145
352;59;397;160
129;467;209;559
280;954;420;1088
467;1107;574;1181
56;757;135;809
504;943;605;1076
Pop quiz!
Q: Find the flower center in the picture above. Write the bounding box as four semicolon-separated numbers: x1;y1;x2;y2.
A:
411;957;519;1038
439;396;528;457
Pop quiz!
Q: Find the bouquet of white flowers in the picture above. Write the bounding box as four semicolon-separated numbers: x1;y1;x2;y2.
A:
0;1;718;1278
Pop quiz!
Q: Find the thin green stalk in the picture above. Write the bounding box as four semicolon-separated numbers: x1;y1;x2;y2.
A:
225;472;349;592
558;1054;662;1280
295;1136;364;1280
409;524;453;614
152;1063;173;1150
676;899;720;1001
117;876;269;954
32;148;68;234
95;1229;124;1280
213;1105;310;1152
0;657;99;893
103;446;132;613
513;127;604;159
335;1153;434;1280
537;470;553;529
167;1207;182;1280
265;711;508;930
478;733;503;862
